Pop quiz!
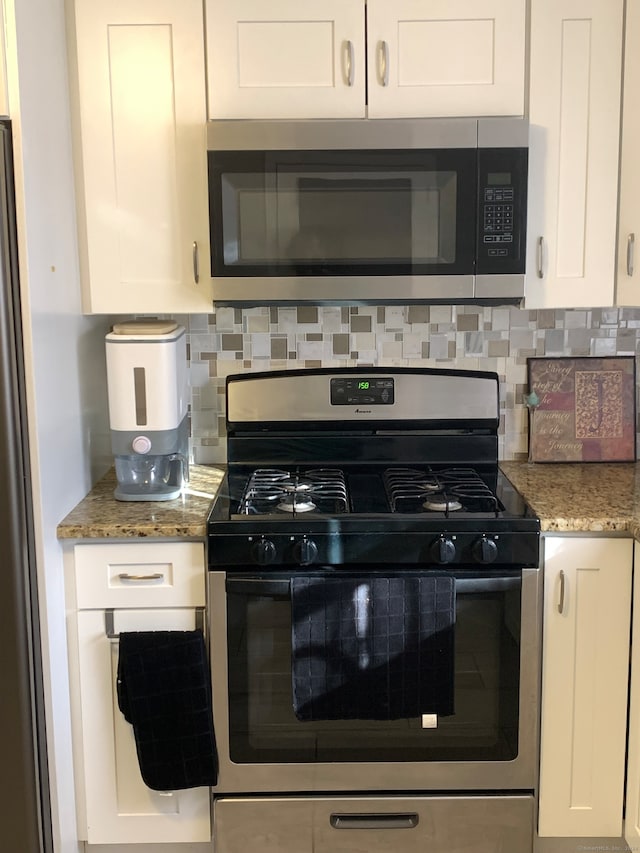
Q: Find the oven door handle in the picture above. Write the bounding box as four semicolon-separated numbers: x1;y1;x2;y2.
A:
224;575;522;596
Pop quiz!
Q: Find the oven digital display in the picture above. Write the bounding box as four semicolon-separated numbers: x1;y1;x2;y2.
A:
330;377;395;405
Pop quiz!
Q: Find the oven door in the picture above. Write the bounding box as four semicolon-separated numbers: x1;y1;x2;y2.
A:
208;567;541;794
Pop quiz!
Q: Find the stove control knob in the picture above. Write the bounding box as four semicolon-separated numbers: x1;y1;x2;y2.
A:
432;536;456;564
252;538;277;565
473;536;499;564
293;537;318;566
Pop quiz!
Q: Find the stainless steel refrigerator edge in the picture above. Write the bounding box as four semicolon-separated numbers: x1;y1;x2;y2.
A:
0;119;53;853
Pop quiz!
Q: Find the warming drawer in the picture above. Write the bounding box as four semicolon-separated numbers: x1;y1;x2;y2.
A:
213;794;534;853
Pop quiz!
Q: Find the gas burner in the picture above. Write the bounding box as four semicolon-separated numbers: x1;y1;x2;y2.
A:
238;467;349;516
382;466;503;515
277;496;317;513
423;493;463;512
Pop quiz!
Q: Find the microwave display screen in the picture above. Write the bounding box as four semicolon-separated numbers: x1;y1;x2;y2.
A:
488;172;512;186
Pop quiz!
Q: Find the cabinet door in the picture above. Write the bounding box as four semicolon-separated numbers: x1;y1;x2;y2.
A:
625;541;640;846
75;608;211;844
538;537;632;837
206;0;366;119
617;0;640;306
367;0;525;119
525;0;623;308
70;0;211;313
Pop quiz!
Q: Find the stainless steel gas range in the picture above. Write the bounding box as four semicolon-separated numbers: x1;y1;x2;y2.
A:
206;367;541;853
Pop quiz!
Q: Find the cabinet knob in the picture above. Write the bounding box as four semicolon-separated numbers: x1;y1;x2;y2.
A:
627;233;635;277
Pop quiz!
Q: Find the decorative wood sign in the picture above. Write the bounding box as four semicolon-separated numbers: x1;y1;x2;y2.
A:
526;357;636;463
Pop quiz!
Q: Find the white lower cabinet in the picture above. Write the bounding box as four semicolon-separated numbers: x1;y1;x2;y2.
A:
625;541;640;846
66;541;211;845
538;536;632;838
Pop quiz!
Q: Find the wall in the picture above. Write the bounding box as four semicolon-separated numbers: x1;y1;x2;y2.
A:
5;0;112;850
180;304;640;463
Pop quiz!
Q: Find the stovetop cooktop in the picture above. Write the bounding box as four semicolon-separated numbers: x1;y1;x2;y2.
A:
207;367;540;570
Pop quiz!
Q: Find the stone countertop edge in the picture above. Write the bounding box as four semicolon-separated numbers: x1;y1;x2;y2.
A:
500;460;640;536
56;464;226;540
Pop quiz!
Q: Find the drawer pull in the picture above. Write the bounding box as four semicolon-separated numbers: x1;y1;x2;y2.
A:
118;572;164;581
105;607;205;640
330;812;419;830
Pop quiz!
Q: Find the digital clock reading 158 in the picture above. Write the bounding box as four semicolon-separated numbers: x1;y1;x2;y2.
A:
330;377;395;405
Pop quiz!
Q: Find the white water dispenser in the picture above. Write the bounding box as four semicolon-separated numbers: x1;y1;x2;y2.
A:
106;319;189;501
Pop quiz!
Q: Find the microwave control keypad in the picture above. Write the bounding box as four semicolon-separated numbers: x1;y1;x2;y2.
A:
483;187;514;256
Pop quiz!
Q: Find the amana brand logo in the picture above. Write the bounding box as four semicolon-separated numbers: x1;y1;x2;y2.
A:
354;408;372;414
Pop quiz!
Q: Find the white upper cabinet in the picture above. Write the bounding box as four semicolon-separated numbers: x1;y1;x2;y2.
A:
366;0;525;119
206;0;366;119
69;0;212;314
616;0;640;306
525;0;624;309
206;0;525;120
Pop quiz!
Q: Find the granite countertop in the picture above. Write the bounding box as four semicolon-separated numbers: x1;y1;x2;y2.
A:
56;464;226;540
58;459;640;541
500;460;640;537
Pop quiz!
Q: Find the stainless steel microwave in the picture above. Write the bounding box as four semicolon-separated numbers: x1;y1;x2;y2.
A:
207;118;528;305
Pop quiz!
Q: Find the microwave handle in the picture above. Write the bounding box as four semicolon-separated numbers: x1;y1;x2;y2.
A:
536;236;545;279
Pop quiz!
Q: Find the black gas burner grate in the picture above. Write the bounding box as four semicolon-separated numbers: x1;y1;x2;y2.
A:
239;468;349;516
383;467;502;516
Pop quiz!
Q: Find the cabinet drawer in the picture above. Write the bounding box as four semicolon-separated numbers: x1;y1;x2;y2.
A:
74;542;205;608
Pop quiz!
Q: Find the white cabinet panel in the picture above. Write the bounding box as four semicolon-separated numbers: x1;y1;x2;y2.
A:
538;536;632;837
75;608;211;844
617;0;640;306
625;540;640;846
66;541;211;844
206;0;524;120
74;541;205;609
206;0;366;119
525;0;623;308
70;0;211;313
367;0;525;118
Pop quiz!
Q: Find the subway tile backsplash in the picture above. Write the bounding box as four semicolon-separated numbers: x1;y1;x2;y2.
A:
176;305;640;465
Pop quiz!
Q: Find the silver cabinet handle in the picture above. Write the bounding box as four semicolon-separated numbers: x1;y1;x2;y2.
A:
330;813;419;830
118;572;164;581
627;233;635;276
192;240;200;284
536;236;545;279
557;570;566;614
379;40;389;86
345;40;355;86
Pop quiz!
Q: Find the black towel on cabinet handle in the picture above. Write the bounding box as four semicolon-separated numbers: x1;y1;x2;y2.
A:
116;629;218;790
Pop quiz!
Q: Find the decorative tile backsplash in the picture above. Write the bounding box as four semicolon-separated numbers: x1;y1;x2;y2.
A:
175;305;640;464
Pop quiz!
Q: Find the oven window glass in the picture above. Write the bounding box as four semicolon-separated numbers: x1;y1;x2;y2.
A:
225;574;521;763
208;149;476;276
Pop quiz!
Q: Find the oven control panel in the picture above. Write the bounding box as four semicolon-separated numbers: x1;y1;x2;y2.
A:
232;531;540;569
330;377;395;405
